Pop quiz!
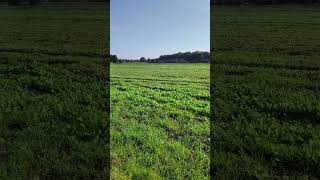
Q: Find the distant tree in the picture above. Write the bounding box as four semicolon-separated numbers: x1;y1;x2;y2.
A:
140;57;146;62
111;52;210;64
110;55;119;63
156;51;209;63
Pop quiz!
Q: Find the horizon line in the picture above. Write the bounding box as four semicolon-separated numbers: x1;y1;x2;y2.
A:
111;50;210;60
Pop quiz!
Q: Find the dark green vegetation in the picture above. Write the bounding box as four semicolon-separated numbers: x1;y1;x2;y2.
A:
111;64;209;179
8;0;46;6
211;0;319;5
110;51;210;63
156;51;209;63
0;4;108;178
211;6;320;178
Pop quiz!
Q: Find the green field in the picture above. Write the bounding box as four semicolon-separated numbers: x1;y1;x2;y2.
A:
110;63;210;179
0;4;108;178
2;3;319;180
211;6;320;178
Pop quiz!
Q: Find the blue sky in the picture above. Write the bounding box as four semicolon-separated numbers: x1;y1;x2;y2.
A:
111;0;210;59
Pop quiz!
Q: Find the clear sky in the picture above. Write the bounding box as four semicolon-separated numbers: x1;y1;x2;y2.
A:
111;0;210;59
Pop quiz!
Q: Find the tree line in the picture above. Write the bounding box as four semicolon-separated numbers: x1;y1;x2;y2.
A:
110;51;210;63
211;0;319;5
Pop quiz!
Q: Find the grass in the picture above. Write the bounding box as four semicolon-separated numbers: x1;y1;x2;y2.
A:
3;3;318;180
211;5;320;178
0;3;109;178
110;63;210;179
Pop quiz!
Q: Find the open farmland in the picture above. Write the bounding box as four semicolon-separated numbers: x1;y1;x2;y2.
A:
110;63;210;179
211;6;320;178
0;4;108;178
